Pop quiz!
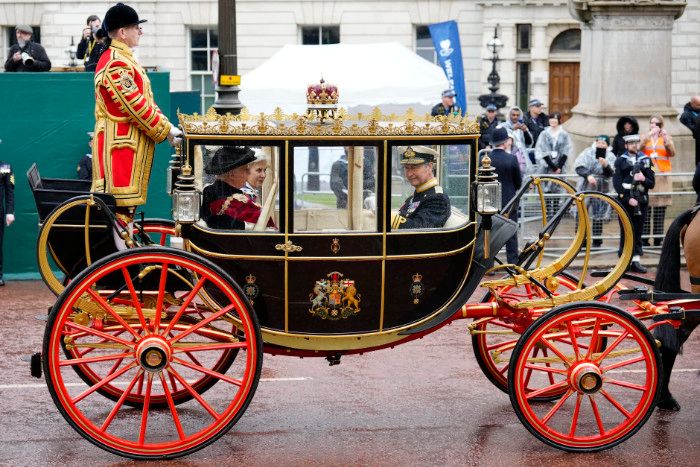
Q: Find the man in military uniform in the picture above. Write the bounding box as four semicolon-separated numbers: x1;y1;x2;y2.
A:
391;146;450;229
431;89;462;117
0;152;15;286
478;104;500;151
614;134;655;273
201;146;276;230
93;3;182;227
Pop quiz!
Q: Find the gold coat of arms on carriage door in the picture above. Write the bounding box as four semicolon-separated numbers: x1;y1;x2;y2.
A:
309;271;361;320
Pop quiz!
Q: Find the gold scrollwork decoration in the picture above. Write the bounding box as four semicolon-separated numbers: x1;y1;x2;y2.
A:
275;240;303;253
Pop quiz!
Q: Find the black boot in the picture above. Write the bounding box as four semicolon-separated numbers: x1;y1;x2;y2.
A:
630;261;647;274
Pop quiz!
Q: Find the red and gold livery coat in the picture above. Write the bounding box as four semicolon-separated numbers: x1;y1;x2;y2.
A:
92;39;171;207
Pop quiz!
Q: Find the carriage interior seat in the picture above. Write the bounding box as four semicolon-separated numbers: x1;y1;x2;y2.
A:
27;163;116;223
292;208;375;232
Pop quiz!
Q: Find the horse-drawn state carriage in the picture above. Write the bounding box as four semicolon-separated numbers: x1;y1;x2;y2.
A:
27;92;697;459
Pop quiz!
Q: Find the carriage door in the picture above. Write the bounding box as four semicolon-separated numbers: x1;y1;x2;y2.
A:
284;143;384;334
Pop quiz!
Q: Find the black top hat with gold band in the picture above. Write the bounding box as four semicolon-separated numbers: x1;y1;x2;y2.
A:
398;146;439;165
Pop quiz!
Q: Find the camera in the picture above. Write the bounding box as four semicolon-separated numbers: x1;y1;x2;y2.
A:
595;147;607;159
21;52;34;66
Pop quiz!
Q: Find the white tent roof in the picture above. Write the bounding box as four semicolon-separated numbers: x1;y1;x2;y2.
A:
239;42;449;115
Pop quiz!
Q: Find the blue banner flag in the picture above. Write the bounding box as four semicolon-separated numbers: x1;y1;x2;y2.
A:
428;21;466;115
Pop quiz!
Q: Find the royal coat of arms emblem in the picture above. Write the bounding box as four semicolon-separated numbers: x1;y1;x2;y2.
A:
309;271;361;320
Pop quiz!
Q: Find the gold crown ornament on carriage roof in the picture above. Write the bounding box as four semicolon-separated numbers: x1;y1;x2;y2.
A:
306;77;339;122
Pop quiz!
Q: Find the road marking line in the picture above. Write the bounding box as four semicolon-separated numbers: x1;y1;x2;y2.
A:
0;377;312;390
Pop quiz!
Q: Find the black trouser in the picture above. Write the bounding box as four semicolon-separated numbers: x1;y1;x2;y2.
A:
619;203;647;257
643;206;666;245
0;215;4;279
504;205;519;264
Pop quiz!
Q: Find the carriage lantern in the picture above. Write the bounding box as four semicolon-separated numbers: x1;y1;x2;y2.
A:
171;145;201;223
474;154;501;258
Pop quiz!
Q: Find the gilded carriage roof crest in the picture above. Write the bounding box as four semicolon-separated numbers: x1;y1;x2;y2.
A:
309;271;360;320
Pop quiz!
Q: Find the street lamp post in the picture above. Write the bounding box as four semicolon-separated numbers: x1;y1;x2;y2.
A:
478;25;508;114
213;0;243;115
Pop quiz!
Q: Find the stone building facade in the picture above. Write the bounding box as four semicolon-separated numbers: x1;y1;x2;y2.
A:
1;0;698;117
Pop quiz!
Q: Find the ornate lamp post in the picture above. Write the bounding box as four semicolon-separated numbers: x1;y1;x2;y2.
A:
213;0;243;115
65;36;78;67
478;25;508;114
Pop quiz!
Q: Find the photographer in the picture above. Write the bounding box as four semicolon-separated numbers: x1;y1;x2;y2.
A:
614;134;655;273
77;15;102;71
4;24;51;72
574;135;616;247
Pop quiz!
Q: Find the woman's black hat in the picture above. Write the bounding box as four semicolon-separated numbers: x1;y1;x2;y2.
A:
205;146;257;175
103;3;147;32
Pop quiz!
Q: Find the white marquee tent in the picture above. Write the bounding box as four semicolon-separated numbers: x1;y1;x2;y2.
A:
238;42;449;115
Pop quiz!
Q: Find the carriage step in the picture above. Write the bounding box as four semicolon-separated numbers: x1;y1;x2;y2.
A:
30;353;42;379
617;287;651;300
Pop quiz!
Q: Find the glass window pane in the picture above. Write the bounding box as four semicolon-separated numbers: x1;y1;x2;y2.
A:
517;62;530;110
203;74;214;94
301;26;319;45
209;29;218;48
416;48;435;64
191;50;208;71
197;144;280;231
391;144;470;230
550;29;581;52
415;25;432;48
203;96;215;113
321;26;340;44
191;75;202;91
191;29;207;48
517;24;531;51
294;146;378;232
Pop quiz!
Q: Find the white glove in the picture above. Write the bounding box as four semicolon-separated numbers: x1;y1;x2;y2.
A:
5;214;14;226
167;125;183;147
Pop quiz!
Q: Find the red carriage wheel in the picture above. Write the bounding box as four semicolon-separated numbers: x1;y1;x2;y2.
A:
472;272;587;400
508;302;660;452
133;219;177;246
43;247;262;459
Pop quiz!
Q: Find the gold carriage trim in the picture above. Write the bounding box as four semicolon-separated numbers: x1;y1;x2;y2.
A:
177;107;480;137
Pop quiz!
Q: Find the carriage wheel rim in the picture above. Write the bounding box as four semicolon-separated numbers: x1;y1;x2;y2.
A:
511;306;658;450
45;250;261;458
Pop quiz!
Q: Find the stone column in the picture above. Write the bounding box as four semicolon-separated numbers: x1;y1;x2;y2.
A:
566;0;694;171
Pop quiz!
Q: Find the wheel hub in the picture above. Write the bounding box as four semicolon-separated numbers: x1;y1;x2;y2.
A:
135;337;171;372
569;362;603;394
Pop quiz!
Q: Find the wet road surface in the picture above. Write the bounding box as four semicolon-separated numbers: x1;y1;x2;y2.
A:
0;278;698;466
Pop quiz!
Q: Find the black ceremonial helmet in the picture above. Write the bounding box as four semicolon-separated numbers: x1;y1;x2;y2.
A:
103;2;147;32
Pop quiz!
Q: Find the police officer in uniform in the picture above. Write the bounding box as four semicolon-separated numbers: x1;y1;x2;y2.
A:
431;89;462;117
613;134;655;273
0;151;15;286
391;146;450;229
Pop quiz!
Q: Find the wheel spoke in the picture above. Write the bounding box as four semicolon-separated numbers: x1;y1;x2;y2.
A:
159;372;186;440
569;393;583;437
603;378;647;391
172;341;247;354
523;347;538;389
153;264;170;332
167;367;221;419
169;304;236;344
172;356;243;387
498;362;509;375
588;394;606;436
72;362;137;404
64;322;134;349
163;277;207;336
523;363;567;375
585;318;601;360
121;267;149;331
600;388;632;418
601;355;646;372
536;336;570;366
595;330;630;363
101;369;144;431
486;338;518;352
525;381;569;400
85;288;141;340
138;373;154;445
541;389;574;424
565;321;581;360
59;352;132;367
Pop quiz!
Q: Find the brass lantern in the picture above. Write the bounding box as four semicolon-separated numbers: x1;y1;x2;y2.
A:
474;154;501;258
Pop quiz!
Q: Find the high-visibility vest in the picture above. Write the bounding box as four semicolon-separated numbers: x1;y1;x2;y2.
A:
641;136;672;172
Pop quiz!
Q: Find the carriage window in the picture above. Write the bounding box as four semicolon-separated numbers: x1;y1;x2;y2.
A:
293;146;378;232
194;145;280;231
390;144;470;230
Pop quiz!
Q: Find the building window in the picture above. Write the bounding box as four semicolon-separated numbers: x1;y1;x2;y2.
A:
301;26;340;45
415;25;437;64
550;29;581;53
516;24;531;53
189;27;218;113
516;62;531;110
